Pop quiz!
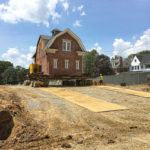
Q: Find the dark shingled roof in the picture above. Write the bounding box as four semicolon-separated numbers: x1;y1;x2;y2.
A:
40;35;53;49
137;54;150;64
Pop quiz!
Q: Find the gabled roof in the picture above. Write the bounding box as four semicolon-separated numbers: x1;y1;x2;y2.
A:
45;28;86;51
32;35;52;58
41;35;52;46
33;28;86;58
136;54;150;64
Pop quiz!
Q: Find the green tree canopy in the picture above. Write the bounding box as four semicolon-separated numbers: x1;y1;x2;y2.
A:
83;49;98;75
0;61;13;75
128;50;150;59
0;60;28;84
2;66;17;84
91;54;115;77
0;61;13;84
136;50;150;55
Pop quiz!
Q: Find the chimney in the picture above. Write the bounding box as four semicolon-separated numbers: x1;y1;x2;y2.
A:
51;28;62;36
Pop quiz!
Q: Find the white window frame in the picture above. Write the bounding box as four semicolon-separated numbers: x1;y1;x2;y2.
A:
63;39;71;51
76;60;79;70
65;59;69;69
53;59;58;69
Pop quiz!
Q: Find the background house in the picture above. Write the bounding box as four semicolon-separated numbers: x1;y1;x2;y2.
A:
111;56;123;73
33;28;86;76
130;54;150;71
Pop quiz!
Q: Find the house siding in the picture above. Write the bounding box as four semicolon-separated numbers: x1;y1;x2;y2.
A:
130;55;150;72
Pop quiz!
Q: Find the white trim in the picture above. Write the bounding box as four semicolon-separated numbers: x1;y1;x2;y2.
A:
46;48;58;53
76;60;79;70
65;59;69;69
53;59;58;69
62;39;71;51
76;51;87;56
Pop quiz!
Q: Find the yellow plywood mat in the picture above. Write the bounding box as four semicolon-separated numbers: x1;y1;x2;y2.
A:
39;88;127;112
94;86;150;98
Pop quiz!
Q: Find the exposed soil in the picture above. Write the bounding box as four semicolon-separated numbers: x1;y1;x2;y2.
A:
0;85;150;149
109;84;150;92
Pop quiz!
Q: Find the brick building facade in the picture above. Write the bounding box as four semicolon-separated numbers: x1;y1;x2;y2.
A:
33;28;86;76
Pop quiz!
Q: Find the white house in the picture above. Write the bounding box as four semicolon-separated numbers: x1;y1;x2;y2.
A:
130;54;150;71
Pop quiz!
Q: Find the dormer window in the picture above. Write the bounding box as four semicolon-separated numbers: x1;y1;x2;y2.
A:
63;39;71;51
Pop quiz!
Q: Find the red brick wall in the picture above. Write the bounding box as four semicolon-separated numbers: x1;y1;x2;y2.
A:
48;33;83;76
35;38;49;74
36;32;83;76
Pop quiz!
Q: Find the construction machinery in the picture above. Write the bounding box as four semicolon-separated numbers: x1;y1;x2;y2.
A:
24;63;92;87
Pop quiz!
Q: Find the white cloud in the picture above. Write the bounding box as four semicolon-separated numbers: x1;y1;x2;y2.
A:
113;28;150;57
113;39;132;56
73;20;81;27
89;43;103;54
73;5;84;12
62;1;69;11
80;11;86;16
77;5;84;11
2;46;36;68
0;0;67;27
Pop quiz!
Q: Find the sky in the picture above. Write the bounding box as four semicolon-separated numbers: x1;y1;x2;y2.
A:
0;0;150;68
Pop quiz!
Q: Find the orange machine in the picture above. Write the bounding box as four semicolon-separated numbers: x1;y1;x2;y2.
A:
29;64;40;74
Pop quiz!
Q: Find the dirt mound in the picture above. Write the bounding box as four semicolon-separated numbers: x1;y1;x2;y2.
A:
0;110;14;140
0;87;52;149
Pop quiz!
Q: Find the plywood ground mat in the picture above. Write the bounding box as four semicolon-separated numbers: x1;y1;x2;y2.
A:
39;88;127;112
94;86;150;98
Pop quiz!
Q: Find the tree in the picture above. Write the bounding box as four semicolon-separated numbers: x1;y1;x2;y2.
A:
136;50;150;55
2;67;17;84
91;54;115;77
15;66;29;83
0;61;29;84
128;50;150;59
0;61;13;84
83;49;98;75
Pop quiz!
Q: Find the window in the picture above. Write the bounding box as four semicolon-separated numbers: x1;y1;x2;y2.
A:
76;60;79;70
67;42;71;51
63;40;71;51
63;41;66;50
65;60;69;69
39;44;42;58
53;59;58;69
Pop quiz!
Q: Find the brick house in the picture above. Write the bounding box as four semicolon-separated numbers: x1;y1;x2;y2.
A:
33;28;86;76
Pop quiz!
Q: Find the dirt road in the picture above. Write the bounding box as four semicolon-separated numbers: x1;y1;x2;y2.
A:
0;85;150;149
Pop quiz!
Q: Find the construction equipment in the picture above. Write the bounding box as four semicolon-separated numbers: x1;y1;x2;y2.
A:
29;63;40;74
24;63;92;87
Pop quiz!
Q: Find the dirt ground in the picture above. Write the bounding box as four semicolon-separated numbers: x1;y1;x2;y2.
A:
0;85;150;149
109;84;150;92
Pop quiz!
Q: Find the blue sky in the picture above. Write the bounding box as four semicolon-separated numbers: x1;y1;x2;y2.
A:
0;0;150;68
